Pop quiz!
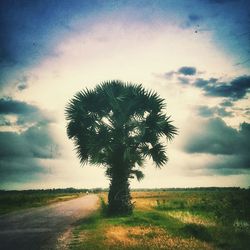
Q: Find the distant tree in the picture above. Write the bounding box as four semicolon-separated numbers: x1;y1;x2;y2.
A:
65;80;177;215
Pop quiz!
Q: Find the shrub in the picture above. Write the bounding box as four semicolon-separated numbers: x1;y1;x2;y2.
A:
182;223;212;242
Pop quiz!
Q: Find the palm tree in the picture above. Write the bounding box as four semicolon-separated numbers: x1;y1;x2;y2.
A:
65;80;177;215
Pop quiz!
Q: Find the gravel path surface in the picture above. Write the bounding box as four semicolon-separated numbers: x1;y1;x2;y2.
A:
0;194;98;250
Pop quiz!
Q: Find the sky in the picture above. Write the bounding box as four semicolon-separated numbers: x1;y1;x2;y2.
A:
0;0;250;190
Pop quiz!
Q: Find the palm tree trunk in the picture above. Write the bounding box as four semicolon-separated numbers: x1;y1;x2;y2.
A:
107;169;132;216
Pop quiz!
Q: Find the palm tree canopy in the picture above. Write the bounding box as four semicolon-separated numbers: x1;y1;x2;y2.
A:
65;80;177;180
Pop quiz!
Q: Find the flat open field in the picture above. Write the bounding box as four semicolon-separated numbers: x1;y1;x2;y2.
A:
0;189;87;215
68;189;250;250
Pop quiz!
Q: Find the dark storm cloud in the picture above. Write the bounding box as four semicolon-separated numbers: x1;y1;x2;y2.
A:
207;155;250;175
220;100;234;107
0;125;55;159
194;77;218;88
244;108;250;116
0;98;37;114
216;107;234;117
184;118;250;174
0;158;47;183
204;76;250;99
0;116;11;126
197;106;215;117
178;66;197;76
194;75;250;100
0;123;58;185
197;106;233;117
185;118;250;155
194;78;209;88
163;66;197;80
0;97;58;186
0;97;53;126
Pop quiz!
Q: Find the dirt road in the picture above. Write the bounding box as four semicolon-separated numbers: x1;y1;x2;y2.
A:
0;194;98;250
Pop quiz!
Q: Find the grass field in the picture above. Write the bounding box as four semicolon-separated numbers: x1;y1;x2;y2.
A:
0;189;86;215
68;188;250;250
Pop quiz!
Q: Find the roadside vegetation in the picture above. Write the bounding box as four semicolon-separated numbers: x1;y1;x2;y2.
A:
0;188;89;215
68;188;250;250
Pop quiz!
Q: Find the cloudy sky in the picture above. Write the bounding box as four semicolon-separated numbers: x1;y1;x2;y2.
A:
0;0;250;190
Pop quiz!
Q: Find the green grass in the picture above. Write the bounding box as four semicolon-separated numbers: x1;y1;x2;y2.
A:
181;223;212;242
68;189;250;250
154;189;250;224
0;190;84;214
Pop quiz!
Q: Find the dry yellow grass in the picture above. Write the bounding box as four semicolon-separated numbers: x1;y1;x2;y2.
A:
100;191;173;211
105;225;214;250
166;211;216;226
133;197;156;210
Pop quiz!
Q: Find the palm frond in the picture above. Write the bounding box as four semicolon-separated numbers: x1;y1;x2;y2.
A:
65;80;177;176
163;116;178;140
149;143;168;167
130;170;145;181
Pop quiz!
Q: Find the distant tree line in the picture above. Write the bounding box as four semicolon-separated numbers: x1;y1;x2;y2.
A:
0;187;247;194
0;188;100;194
131;187;245;192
